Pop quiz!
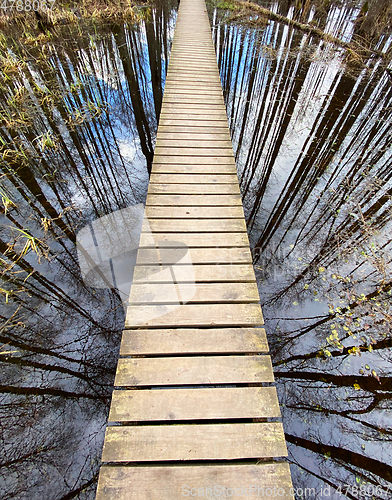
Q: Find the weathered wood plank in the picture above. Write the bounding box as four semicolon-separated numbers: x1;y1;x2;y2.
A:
136;246;251;264
152;164;236;174
142;218;246;232
109;387;281;422
157;128;231;136
156;132;230;141
163;94;223;101
164;76;221;86
162;93;224;101
139;232;249;248
120;327;269;355
162;103;225;111
102;422;287;462
144;206;244;218
146;194;241;205
153;153;235;164
125;303;263;328
96;464;295;500
115;355;272;386
159;114;229;123
133;263;255;283
160;108;226;116
164;83;223;90
165;77;221;84
150;174;237;184
163;84;222;90
148;184;239;194
156;139;233;149
129;282;259;304
158;118;229;127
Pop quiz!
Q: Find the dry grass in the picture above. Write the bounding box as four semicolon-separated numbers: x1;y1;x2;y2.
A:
0;0;137;29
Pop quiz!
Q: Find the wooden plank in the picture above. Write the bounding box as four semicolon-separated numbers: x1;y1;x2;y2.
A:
129;282;259;304
148;184;239;194
150;174;237;184
163;91;223;98
160;106;225;114
125;303;263;328
136;246;251;264
144;206;244;218
143;218;246;232
159;113;229;122
109;387;281;421
115;355;272;386
155;139;233;149
165;73;221;80
120;327;269;355
158;119;229;127
102;422;287;462
96;463;294;500
164;79;222;87
156;132;230;140
133;263;255;283
152;156;235;164
168;64;218;70
162;88;224;95
164;82;223;90
139;232;249;248
164;102;226;109
152;164;237;174
145;193;241;205
158;124;230;132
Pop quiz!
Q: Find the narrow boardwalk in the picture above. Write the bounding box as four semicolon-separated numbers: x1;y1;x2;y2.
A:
95;0;294;497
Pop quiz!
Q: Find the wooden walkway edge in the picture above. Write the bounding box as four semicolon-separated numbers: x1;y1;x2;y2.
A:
95;0;294;497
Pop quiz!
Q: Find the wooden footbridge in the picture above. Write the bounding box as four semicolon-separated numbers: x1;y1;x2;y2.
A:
95;0;294;497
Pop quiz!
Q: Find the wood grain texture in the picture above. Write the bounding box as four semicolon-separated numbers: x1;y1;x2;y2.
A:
146;194;242;206
138;232;250;247
120;327;269;355
96;464;294;500
115;354;272;386
155;139;233;149
109;387;281;421
125;303;263;328
152;155;236;164
152;164;237;174
156;131;230;140
128;282;259;304
136;246;252;264
132;264;256;283
102;423;287;462
142;218;246;232
144;205;244;218
150;174;238;184
148;183;240;194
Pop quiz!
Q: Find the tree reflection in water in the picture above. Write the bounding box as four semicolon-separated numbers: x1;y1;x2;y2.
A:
210;0;392;497
0;1;177;497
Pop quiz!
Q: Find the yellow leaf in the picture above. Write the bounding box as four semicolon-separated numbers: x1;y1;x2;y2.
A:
353;383;361;390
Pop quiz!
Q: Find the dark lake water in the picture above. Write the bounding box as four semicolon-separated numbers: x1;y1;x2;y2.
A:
0;0;391;498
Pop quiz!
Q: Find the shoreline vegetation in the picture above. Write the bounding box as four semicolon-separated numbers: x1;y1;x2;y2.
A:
0;0;139;28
